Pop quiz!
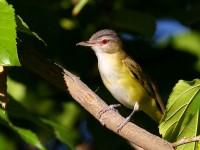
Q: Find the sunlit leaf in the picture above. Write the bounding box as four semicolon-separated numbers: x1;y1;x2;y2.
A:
16;15;47;46
7;77;27;102
0;0;20;66
159;79;200;150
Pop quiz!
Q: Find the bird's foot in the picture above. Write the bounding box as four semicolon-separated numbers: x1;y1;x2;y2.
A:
99;104;121;118
117;115;132;132
117;109;136;132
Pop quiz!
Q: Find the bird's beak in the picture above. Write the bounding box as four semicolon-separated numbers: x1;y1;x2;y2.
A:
76;41;95;47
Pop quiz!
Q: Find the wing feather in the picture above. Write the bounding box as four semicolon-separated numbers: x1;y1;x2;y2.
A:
122;56;157;100
122;56;166;113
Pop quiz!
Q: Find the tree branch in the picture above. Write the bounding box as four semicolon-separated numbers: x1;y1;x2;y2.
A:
0;66;8;111
17;44;174;150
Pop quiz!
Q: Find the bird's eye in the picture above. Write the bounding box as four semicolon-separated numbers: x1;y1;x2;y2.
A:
101;39;108;44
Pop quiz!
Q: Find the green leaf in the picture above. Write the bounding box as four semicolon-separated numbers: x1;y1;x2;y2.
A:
6;97;77;150
0;0;20;66
0;109;46;150
172;31;200;72
113;10;156;37
42;119;77;150
159;79;200;150
16;15;47;46
12;126;46;150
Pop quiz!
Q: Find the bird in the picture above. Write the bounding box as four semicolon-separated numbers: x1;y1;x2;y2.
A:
76;29;165;131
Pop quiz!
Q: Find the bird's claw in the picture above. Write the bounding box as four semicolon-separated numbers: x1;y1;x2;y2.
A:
99;104;121;118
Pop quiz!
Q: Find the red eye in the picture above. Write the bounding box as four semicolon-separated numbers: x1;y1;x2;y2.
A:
101;39;108;44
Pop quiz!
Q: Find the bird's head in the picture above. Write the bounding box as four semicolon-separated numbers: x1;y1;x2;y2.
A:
76;29;122;54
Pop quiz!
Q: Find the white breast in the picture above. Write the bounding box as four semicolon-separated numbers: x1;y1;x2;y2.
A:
95;52;135;108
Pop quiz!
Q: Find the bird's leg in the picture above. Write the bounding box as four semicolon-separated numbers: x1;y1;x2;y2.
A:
99;104;121;118
117;102;139;132
117;109;135;131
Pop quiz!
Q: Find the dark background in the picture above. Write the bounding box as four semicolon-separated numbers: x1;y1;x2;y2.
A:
2;0;200;149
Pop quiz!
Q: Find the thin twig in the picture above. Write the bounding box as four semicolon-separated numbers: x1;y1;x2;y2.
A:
172;136;200;148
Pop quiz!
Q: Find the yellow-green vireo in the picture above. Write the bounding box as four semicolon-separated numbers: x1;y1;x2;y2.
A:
77;29;165;130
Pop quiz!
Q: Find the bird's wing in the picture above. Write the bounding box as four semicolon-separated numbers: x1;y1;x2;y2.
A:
122;56;157;100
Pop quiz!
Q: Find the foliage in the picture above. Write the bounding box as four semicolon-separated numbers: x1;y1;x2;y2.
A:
0;0;200;149
16;15;46;46
0;0;20;66
159;79;200;150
